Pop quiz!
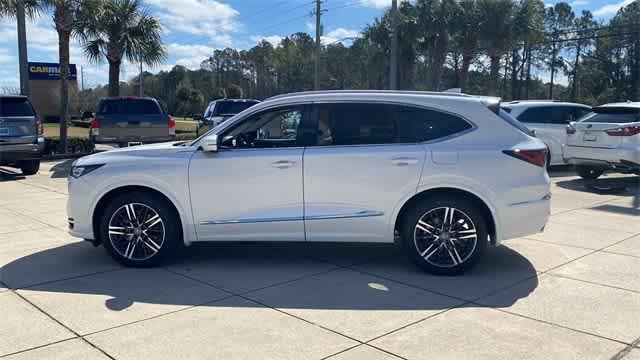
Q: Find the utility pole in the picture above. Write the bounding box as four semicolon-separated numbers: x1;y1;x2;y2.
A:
16;0;30;98
314;0;322;90
390;0;398;90
138;61;143;97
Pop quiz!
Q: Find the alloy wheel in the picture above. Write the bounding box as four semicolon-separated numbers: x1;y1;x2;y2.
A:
413;207;478;268
108;203;166;261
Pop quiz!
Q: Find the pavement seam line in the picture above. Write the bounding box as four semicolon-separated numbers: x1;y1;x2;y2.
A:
4;288;116;360
610;336;640;360
545;272;640;294
322;343;408;360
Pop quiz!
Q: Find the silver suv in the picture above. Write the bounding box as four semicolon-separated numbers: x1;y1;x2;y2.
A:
0;96;44;175
68;91;551;275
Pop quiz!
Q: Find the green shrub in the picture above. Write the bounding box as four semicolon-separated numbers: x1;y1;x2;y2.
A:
44;137;95;155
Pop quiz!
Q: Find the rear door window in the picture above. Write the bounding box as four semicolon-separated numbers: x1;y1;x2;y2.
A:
0;98;35;116
315;103;396;146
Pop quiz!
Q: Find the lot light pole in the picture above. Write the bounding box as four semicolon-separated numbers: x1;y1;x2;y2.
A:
314;0;322;90
390;0;398;90
17;0;30;98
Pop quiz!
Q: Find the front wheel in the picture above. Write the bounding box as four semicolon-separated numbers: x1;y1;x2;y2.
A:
401;195;488;275
99;192;181;267
576;166;603;180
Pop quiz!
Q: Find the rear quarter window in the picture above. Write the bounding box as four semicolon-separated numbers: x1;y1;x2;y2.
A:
396;106;472;142
0;98;35;116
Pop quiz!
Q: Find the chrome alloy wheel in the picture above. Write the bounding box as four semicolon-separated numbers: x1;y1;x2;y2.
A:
108;203;165;261
413;207;478;268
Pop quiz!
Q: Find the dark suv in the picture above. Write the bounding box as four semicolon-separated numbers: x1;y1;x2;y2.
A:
0;96;44;175
91;97;176;146
196;99;260;126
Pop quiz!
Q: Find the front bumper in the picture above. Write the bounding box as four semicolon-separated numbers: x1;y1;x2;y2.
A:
0;138;45;164
67;176;95;239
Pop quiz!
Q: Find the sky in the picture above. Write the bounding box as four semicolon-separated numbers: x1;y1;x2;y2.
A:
0;0;631;90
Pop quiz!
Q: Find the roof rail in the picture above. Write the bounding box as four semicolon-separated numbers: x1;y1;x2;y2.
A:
266;89;471;101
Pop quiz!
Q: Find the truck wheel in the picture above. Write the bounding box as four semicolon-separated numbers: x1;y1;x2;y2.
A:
20;160;40;175
576;166;603;180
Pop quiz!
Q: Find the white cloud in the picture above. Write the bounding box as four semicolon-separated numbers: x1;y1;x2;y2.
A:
167;43;215;69
250;35;283;46
145;0;240;46
570;0;589;7
321;28;360;45
593;0;634;16
359;0;392;8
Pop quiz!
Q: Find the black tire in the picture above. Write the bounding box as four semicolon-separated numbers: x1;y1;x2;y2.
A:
98;191;181;267
401;195;488;275
20;160;40;175
576;166;603;180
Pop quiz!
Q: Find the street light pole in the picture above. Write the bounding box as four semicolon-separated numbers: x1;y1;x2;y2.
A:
16;0;30;98
390;0;398;90
314;0;321;90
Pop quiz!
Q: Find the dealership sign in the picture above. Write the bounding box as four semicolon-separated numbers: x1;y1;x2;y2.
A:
28;62;77;80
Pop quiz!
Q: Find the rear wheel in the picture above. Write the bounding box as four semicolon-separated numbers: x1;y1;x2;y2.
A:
576;166;603;180
20;160;40;175
99;192;180;267
401;195;488;275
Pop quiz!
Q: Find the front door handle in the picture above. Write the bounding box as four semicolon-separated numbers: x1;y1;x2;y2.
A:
390;157;419;166
271;160;296;169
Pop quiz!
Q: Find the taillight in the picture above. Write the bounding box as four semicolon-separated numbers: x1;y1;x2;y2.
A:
503;148;548;167
91;117;100;136
35;115;43;135
605;126;640;136
566;124;576;135
168;116;176;136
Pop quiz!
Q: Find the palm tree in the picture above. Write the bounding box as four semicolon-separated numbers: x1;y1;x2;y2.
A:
0;0;43;97
452;0;479;92
76;0;165;97
478;0;517;96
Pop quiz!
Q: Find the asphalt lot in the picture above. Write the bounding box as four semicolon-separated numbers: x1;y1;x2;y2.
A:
0;160;639;360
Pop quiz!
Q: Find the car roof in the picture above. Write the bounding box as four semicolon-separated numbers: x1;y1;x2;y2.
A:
502;100;590;108
598;102;640;109
264;90;490;106
0;95;28;99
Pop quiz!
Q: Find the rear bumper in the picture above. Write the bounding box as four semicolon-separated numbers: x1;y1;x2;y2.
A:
563;144;640;171
499;193;551;242
0;138;45;164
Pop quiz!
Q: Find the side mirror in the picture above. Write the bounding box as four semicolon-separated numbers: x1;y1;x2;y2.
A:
202;134;218;152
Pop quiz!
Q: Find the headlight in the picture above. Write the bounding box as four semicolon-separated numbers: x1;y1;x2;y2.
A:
70;164;104;178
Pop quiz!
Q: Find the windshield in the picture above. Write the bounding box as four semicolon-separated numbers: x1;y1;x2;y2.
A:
214;101;259;115
578;112;639;124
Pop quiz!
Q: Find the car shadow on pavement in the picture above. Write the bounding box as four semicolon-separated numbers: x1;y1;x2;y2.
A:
0;167;25;181
555;175;639;197
49;159;74;178
1;241;538;312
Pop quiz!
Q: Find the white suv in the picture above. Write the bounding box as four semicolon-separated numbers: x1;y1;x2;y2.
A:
564;102;640;179
67;91;551;275
501;101;591;166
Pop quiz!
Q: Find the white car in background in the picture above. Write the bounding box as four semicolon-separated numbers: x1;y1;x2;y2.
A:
564;102;640;179
501;101;592;166
67;90;551;275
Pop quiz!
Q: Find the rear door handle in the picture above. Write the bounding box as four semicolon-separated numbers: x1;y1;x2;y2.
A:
271;160;296;169
390;157;419;166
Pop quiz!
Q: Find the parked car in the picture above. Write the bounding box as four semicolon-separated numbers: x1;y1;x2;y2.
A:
0;95;44;175
67;90;550;275
501;100;591;166
564;102;640;179
90;97;175;147
196;99;260;126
